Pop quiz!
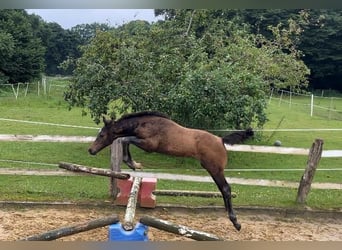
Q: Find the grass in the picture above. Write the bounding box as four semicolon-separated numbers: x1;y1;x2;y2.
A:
0;77;341;210
0;175;340;210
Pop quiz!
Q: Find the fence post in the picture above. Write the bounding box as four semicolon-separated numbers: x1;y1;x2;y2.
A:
110;138;123;199
296;138;324;204
278;90;283;106
310;94;314;116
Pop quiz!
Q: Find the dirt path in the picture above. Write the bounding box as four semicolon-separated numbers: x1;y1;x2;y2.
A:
0;206;341;241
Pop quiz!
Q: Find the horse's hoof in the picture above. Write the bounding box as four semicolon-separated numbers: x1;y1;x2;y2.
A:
234;222;241;231
134;161;143;170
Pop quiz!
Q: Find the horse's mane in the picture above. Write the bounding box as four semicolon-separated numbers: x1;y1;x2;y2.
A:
117;111;170;122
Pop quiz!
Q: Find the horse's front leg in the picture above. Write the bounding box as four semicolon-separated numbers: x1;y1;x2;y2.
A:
121;137;143;171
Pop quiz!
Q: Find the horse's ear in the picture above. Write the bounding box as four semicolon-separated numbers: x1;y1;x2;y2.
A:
102;116;110;126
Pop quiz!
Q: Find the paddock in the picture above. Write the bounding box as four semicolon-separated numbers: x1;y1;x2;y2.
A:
0;133;341;241
0;205;341;241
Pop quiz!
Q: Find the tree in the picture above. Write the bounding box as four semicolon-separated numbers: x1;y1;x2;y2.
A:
0;10;45;84
35;22;83;75
70;23;112;44
299;9;342;90
0;32;15;83
217;9;342;91
65;10;309;129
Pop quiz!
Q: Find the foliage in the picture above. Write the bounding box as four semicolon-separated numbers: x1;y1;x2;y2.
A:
65;10;309;129
0;10;45;84
219;9;342;91
299;9;342;90
37;22;81;75
0;10;109;78
71;23;112;44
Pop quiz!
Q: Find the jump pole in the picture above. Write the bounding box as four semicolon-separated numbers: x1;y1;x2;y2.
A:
140;216;223;241
20;214;119;241
58;162;130;180
123;177;142;230
108;176;149;241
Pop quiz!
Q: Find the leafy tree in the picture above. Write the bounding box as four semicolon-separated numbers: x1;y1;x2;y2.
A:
70;23;112;44
65;10;309;129
35;22;82;75
0;32;15;83
215;9;342;91
0;10;45;84
299;9;342;90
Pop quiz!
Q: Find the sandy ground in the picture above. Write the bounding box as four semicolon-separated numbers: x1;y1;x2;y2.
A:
0;206;341;241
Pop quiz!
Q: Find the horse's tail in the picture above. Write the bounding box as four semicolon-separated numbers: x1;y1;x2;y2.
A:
222;128;254;145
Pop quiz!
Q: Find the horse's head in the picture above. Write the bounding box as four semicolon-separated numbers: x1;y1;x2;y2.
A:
88;116;115;155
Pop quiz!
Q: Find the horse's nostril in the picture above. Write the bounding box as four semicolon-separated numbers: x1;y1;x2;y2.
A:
88;148;96;155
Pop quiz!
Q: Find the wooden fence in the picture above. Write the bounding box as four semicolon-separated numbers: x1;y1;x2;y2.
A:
0;134;341;203
0;134;341;157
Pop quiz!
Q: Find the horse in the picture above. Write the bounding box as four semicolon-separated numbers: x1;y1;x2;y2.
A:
88;111;253;231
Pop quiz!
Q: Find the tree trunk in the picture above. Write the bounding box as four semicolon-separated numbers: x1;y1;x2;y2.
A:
58;162;129;180
296;139;324;204
20;214;119;241
140;216;223;241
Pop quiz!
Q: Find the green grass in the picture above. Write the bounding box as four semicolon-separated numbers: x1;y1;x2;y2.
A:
0;77;341;210
0;175;340;210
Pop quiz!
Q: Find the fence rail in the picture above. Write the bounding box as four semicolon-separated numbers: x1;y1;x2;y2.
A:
0;134;95;143
0;134;341;192
1;134;341;158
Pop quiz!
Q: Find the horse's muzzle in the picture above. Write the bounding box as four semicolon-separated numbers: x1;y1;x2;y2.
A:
88;148;97;155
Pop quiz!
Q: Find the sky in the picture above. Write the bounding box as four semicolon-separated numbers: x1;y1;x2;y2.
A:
26;9;163;29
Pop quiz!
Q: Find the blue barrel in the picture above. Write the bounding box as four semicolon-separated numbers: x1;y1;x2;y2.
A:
108;222;149;241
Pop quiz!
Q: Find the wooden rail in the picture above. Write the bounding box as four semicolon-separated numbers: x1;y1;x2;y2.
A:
123;177;142;231
1;134;340;157
58;162;130;180
0;134;95;143
20;214;119;241
140;216;223;241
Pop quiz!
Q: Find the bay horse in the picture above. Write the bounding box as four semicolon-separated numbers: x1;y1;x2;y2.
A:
88;111;253;231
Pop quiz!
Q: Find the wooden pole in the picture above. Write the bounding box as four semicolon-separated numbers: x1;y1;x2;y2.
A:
110;138;123;198
153;190;236;198
123;177;142;231
296;139;324;204
58;162;130;180
140;216;223;241
20;214;119;241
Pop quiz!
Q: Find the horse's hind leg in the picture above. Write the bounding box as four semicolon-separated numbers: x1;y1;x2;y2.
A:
121;137;142;170
210;170;241;231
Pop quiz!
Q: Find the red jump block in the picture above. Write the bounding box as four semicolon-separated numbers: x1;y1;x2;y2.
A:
114;177;133;206
138;177;157;208
115;177;157;208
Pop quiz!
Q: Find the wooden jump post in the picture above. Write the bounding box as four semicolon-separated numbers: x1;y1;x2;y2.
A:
122;177;142;231
58;162;130;180
20;214;119;241
296;138;324;204
140;216;223;241
110;138;123;198
108;176;149;241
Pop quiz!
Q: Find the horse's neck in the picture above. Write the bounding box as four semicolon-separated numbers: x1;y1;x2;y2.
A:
114;118;140;135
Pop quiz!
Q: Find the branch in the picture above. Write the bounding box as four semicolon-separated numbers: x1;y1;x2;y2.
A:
185;10;196;36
